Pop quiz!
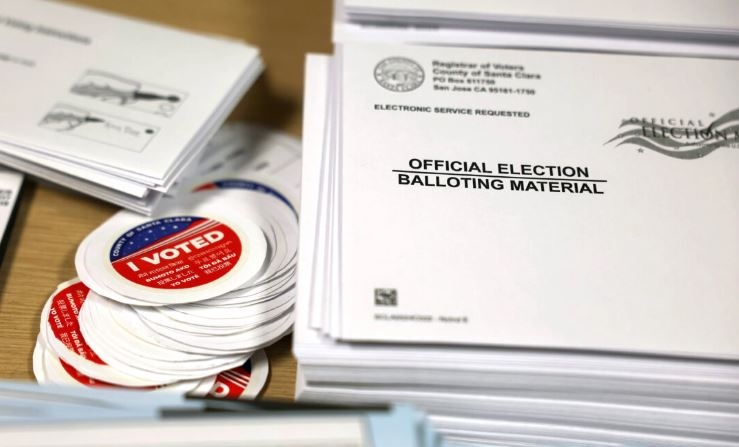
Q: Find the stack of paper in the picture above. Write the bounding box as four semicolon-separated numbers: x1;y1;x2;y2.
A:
0;0;263;213
295;44;739;446
335;0;739;58
32;123;301;399
0;381;442;447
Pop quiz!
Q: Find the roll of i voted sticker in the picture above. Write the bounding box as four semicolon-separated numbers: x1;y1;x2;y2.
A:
204;350;269;400
82;211;267;304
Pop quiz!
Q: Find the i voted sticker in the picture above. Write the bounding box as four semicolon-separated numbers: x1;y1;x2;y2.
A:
83;209;268;304
109;216;241;290
46;281;105;365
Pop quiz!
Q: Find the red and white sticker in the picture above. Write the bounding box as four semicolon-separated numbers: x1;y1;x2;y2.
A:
206;350;269;400
110;216;243;289
80;210;267;304
45;280;103;364
109;217;242;290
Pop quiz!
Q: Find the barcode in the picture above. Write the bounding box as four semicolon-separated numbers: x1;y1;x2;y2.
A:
374;288;397;306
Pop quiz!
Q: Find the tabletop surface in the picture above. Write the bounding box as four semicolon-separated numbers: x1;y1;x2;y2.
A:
0;0;333;401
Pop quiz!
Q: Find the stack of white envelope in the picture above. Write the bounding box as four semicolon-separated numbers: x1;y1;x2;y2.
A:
294;43;739;447
334;0;739;58
0;0;263;214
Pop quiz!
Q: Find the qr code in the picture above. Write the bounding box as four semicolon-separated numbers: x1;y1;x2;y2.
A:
374;288;397;306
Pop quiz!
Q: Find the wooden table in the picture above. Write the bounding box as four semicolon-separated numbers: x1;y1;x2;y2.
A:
0;0;333;401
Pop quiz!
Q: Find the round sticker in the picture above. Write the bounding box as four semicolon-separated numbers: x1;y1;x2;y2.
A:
82;208;268;304
206;350;269;400
45;280;105;365
109;216;242;290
